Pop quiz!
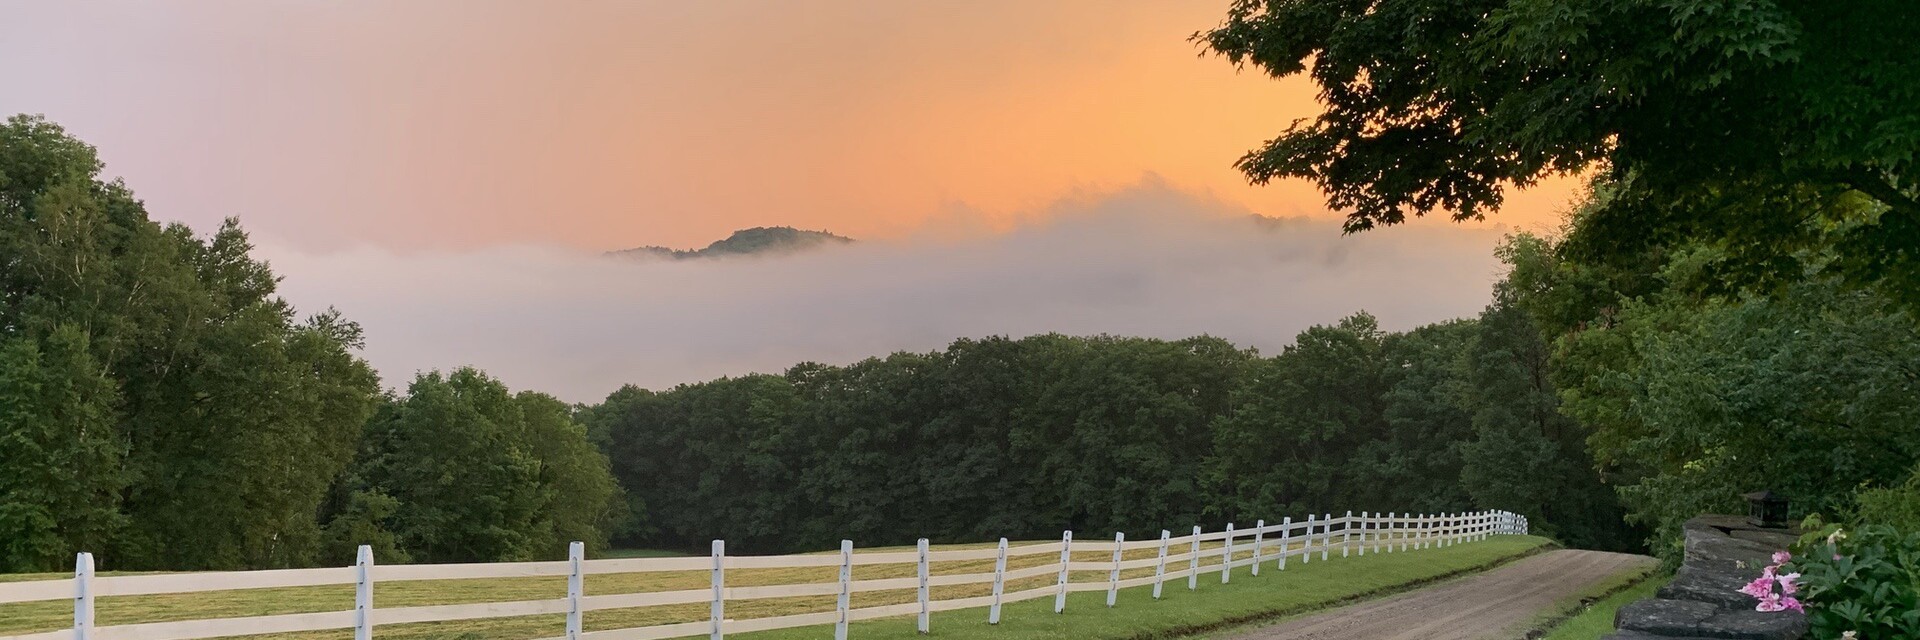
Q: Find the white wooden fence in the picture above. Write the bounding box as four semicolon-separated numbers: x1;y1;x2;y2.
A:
0;510;1528;640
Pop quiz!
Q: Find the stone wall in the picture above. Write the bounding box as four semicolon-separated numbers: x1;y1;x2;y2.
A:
1605;515;1807;640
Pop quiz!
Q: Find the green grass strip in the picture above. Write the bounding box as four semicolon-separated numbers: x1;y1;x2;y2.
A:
1538;571;1668;640
743;536;1552;640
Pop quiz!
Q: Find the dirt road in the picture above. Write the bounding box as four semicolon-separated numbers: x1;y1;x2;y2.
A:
1222;549;1656;640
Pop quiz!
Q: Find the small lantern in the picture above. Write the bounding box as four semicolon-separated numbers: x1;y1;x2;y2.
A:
1745;490;1789;529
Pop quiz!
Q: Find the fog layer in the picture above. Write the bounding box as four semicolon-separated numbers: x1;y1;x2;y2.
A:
262;182;1509;402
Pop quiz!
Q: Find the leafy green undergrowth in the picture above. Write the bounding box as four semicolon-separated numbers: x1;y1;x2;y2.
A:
1540;572;1666;640
743;535;1552;640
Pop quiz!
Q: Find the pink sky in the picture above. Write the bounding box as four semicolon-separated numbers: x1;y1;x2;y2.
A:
2;0;1579;252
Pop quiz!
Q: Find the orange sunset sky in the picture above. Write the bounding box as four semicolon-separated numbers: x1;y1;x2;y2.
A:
3;0;1579;251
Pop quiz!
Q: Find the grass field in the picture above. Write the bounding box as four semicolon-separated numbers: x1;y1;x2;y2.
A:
0;536;1550;640
1537;569;1667;640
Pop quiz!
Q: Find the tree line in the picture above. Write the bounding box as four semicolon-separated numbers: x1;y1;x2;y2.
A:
582;293;1639;555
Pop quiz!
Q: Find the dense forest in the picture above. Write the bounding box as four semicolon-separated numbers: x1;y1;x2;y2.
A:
3;0;1916;585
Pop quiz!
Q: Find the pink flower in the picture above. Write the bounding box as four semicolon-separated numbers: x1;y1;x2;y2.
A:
1741;576;1775;599
1736;548;1805;613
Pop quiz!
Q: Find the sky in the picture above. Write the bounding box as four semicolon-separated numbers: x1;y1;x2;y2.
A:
3;1;1581;400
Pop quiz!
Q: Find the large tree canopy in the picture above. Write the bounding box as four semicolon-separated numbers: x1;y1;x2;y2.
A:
1200;0;1920;304
0;115;382;570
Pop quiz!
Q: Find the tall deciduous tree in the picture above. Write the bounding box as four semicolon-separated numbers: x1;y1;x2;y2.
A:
1199;0;1920;305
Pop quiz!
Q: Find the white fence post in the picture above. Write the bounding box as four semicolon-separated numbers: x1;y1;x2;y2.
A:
1321;513;1331;561
1251;520;1264;577
354;545;372;640
1302;515;1314;564
567;541;584;640
988;538;1007;624
1151;530;1169;600
1054;531;1072;614
1187;526;1200;590
837;540;852;639
1220;523;1234;584
1357;512;1368;556
1343;511;1353;558
710;540;725;640
74;552;94;640
1401;513;1412;552
1278;517;1290;570
917;538;930;634
1106;532;1123;607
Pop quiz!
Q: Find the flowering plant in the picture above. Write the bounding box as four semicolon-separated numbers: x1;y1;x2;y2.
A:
1784;517;1920;639
1740;550;1805;613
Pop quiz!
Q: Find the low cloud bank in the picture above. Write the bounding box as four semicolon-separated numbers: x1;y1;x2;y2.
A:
262;182;1509;402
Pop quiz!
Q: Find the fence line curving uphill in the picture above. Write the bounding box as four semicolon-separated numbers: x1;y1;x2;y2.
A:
0;511;1529;640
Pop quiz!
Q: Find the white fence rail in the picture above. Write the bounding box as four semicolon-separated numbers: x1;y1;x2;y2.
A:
0;511;1528;640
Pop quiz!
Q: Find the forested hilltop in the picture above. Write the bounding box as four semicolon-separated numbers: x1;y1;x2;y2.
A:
606;227;853;261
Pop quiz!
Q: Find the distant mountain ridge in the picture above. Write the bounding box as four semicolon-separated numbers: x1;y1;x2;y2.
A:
608;226;854;260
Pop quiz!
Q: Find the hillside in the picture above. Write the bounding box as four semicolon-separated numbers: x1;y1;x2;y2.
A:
608;226;853;260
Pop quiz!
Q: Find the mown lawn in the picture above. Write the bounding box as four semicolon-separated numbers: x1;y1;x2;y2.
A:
0;536;1549;640
1539;571;1667;640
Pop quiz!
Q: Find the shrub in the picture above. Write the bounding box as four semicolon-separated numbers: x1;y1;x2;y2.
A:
1854;466;1920;532
1787;520;1920;639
